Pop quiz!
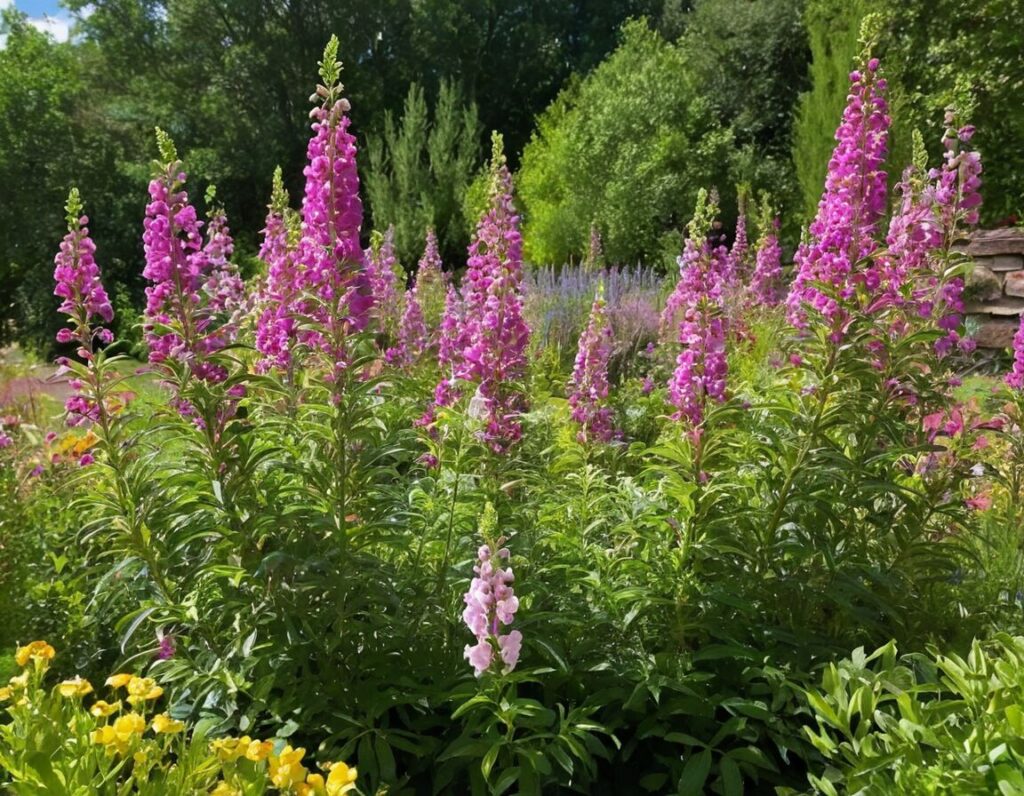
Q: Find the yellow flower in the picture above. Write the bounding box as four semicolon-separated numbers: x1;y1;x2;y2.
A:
90;699;122;718
91;712;145;755
210;782;240;796
210;736;252;763
15;641;55;668
105;673;133;689
126;676;163;706
269;745;308;790
0;687;10;701
325;761;358;795
151;713;185;734
57;676;94;698
8;673;29;690
245;739;273;761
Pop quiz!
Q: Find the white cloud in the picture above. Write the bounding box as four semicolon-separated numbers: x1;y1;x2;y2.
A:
0;0;12;10
28;14;71;42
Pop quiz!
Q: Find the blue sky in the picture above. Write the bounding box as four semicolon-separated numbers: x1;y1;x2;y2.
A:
16;0;65;14
1;0;81;42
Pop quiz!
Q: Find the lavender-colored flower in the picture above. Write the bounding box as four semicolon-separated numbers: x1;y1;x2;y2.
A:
462;505;522;677
787;56;890;337
569;287;617;443
386;286;427;368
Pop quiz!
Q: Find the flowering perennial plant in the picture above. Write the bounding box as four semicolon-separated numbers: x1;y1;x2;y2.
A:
462;504;522;677
429;134;531;452
142;131;240;385
1008;317;1024;391
268;35;371;380
366;226;400;341
663;190;730;426
730;189;750;276
750;212;782;307
52;189;116;427
569;286;617;443
584;222;604;272
256;167;303;372
0;642;360;794
787;52;890;337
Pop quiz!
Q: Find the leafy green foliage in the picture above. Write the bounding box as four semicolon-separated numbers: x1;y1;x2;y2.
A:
803;635;1024;794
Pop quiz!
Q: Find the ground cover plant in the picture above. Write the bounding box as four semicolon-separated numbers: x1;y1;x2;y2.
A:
2;24;1024;796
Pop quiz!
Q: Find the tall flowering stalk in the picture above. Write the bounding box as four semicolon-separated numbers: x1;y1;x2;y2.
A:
749;196;782;307
290;35;370;381
462;504;522;677
415;228;449;329
386;283;428;369
1007;319;1024;391
729;187;750;277
255;168;302;373
569;284;617;443
428;134;531;453
53;189;115;429
878;117;982;356
786;45;890;338
366;226;400;342
142;130;237;386
664;190;730;427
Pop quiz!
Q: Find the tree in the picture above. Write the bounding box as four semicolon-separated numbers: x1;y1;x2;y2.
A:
364;82;482;267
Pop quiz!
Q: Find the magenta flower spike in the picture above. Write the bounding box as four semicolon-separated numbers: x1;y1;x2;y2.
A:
53;189;115;427
786;54;890;337
569;285;617;443
664;190;730;427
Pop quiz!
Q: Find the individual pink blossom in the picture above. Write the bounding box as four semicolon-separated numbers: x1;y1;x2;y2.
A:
569;288;617;443
787;56;890;337
462;532;522;677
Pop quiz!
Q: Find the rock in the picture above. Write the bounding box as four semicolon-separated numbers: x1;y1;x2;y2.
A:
965;299;1024;316
958;228;1024;257
965;264;1003;301
1005;271;1024;298
969;316;1020;349
992;254;1024;271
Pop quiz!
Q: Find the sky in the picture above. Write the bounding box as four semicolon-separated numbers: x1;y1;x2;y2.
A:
1;0;79;43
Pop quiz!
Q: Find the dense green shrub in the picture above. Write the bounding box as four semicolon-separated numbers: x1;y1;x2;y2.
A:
802;635;1024;794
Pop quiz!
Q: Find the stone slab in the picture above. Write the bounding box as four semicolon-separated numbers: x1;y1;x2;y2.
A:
969;316;1020;348
965;299;1024;316
965;264;1003;301
990;254;1024;272
1005;271;1024;298
958;228;1024;257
